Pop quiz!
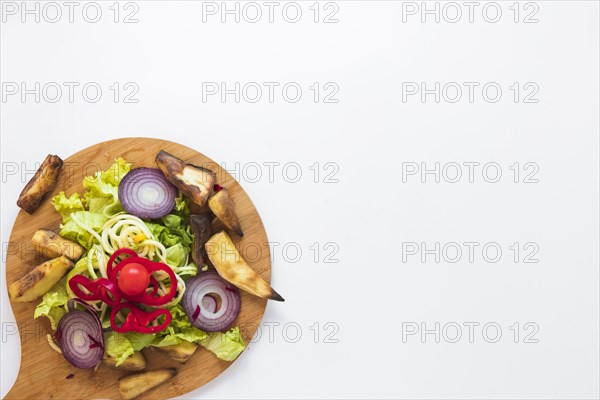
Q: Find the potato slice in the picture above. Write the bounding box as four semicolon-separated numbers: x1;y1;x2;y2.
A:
206;231;284;302
103;351;146;371
155;150;215;206
118;369;177;400
32;229;84;261
208;188;243;236
155;340;198;363
17;154;63;214
190;214;212;266
9;256;73;302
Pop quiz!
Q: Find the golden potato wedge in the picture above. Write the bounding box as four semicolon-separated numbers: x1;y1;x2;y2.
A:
118;369;177;400
32;229;84;261
17;154;63;214
206;231;284;302
9;256;73;302
155;150;215;206
103;351;147;371
155;340;198;363
190;214;212;266
208;188;243;236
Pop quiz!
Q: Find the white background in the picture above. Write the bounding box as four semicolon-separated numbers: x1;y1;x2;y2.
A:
1;1;599;398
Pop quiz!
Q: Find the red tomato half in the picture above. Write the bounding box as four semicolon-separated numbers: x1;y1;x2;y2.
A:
117;263;150;296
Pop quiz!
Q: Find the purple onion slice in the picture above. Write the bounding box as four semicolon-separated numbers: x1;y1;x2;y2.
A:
57;310;104;369
182;271;241;332
118;168;177;219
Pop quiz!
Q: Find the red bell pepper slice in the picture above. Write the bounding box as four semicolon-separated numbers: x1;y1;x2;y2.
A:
69;248;178;334
110;302;172;334
69;275;121;306
107;248;138;279
108;249;178;306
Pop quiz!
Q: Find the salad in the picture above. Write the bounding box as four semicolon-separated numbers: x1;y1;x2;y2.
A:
9;150;283;400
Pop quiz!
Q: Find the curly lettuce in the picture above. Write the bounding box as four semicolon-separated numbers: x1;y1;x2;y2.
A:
145;194;194;268
104;331;135;366
34;278;68;330
200;327;246;362
51;158;131;250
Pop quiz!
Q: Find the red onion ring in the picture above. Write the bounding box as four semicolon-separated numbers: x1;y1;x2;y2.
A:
202;294;218;313
118;168;177;219
57;311;104;369
67;298;103;333
182;271;240;332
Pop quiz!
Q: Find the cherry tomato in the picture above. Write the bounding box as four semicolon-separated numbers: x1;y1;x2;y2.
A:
117;263;150;296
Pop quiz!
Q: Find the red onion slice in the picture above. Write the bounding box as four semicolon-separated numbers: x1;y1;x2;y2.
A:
118;168;177;219
202;294;218;313
57;311;104;369
67;298;103;334
182;271;240;332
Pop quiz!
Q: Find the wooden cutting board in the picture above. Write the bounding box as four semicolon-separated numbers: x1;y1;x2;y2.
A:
4;138;271;400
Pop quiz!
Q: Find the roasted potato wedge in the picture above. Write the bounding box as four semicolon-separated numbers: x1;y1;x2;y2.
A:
208;187;243;236
206;231;284;302
17;154;63;214
155;340;198;363
32;229;84;261
9;256;73;302
103;351;147;371
190;214;212;266
118;368;177;400
155;150;215;206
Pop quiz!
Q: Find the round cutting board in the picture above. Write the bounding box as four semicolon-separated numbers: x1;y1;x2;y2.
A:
4;138;271;400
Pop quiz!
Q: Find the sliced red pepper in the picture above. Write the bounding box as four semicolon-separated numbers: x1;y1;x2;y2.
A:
69;248;177;335
108;250;177;306
148;275;159;297
107;248;138;279
69;276;121;306
110;303;172;334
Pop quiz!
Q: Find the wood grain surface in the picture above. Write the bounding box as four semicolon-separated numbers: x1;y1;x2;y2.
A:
4;138;271;400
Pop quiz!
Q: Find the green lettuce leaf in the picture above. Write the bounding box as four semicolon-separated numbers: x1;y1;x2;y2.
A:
124;332;156;351
168;304;191;329
152;328;182;347
104;331;135;366
166;243;188;268
52;192;85;218
34;278;68;330
58;210;107;249
177;328;208;343
200;327;246;361
152;306;207;347
83;157;131;216
172;193;191;221
145;195;193;267
51;159;131;250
